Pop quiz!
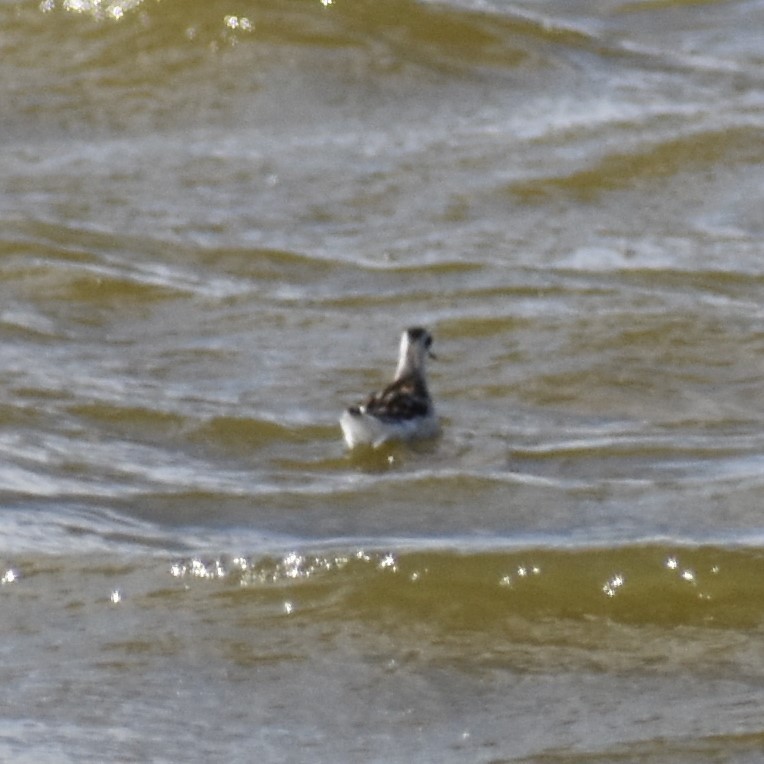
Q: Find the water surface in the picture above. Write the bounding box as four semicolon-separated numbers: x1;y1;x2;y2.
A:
2;0;764;760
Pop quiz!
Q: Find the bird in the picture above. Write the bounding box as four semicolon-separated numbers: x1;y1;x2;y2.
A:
340;326;439;448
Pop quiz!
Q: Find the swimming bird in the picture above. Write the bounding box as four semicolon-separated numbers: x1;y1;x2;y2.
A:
340;327;439;448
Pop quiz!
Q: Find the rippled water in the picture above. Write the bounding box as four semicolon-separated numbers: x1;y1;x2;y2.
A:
2;0;764;760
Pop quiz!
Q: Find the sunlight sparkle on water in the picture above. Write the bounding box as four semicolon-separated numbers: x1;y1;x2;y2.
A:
169;558;227;580
53;0;145;20
602;573;625;598
1;569;19;584
282;552;305;579
224;15;253;32
379;553;397;571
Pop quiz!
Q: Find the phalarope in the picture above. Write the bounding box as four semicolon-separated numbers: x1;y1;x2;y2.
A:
340;327;439;448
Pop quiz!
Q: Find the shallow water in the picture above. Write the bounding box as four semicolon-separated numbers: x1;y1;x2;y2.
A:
2;0;764;760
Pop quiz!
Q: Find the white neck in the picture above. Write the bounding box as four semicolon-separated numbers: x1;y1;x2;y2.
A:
394;336;425;380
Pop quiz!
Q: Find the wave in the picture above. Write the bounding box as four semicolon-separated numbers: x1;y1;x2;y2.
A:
508;125;764;204
39;0;598;70
169;542;764;630
4;527;760;630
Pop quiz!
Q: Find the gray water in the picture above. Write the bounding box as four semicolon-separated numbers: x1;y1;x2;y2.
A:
2;0;764;760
